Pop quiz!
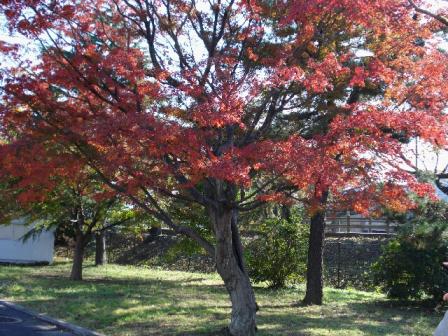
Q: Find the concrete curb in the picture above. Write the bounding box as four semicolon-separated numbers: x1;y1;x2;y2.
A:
0;300;106;336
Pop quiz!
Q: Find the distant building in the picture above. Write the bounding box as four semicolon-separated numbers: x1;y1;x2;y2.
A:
0;218;54;264
325;210;399;235
435;184;448;203
325;183;448;236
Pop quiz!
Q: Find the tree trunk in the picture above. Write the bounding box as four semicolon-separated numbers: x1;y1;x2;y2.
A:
212;208;257;336
281;205;292;222
303;191;329;306
95;231;107;266
149;226;162;236
70;235;86;281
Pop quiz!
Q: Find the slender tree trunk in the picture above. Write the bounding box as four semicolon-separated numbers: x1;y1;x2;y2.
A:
303;191;329;306
95;231;107;266
70;234;86;281
149;225;162;236
211;208;257;336
281;205;292;222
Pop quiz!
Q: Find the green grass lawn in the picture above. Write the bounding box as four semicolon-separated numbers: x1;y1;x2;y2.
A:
0;261;443;335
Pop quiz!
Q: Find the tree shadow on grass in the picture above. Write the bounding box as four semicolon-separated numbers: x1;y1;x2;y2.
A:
7;293;442;336
1;272;233;335
255;298;443;336
1;266;443;336
31;271;224;289
16;296;232;336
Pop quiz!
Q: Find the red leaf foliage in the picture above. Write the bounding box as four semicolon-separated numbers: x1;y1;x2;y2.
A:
0;0;447;216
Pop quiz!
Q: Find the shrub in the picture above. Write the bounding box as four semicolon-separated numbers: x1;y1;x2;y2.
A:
372;220;448;301
245;210;309;288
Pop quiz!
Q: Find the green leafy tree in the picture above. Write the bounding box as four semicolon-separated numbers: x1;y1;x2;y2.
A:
0;172;142;280
246;208;309;288
372;202;448;302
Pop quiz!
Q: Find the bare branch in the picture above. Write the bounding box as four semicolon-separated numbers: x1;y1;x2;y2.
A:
408;0;448;27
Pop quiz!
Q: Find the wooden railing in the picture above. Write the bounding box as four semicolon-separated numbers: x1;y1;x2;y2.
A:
325;215;399;235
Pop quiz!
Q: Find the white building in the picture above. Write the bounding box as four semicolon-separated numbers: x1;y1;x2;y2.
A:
0;218;55;264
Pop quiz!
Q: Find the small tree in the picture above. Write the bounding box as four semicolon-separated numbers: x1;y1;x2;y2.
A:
0;170;138;280
372;220;448;301
372;201;448;301
246;209;309;288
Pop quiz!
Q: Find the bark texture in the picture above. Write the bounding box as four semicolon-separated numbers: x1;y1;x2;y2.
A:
70;235;86;281
149;226;162;236
303;191;329;306
212;208;257;336
95;231;107;266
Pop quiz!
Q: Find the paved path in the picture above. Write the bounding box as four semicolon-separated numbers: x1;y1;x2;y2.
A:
0;302;75;336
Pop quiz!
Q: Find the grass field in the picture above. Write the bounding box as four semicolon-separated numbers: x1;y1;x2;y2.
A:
0;261;444;335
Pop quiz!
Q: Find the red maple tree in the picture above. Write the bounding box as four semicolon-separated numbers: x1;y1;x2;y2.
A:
1;0;447;334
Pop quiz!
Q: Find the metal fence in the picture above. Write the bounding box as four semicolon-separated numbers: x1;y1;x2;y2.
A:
324;237;389;289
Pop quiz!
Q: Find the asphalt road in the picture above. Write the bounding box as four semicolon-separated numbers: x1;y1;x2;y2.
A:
0;302;75;336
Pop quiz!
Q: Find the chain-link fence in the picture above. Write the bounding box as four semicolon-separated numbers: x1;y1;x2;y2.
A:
56;232;392;289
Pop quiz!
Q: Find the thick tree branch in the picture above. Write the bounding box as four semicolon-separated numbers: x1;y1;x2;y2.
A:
408;0;448;27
